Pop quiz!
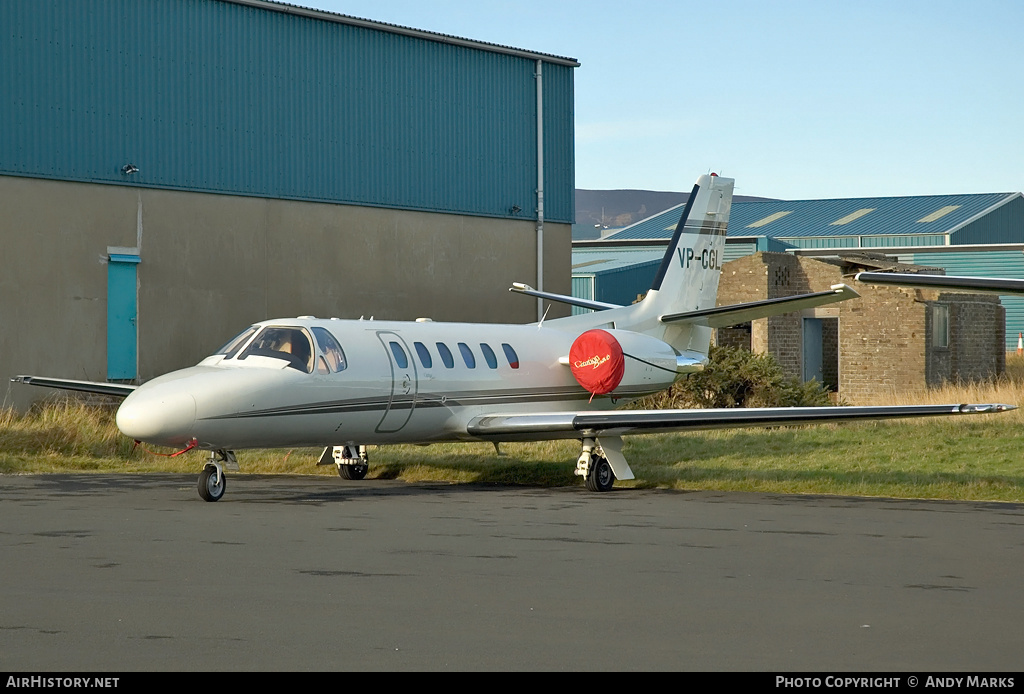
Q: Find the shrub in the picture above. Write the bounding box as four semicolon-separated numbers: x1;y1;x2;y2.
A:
634;345;834;409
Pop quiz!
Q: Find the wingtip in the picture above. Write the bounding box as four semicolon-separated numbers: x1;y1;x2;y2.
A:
959;403;1017;413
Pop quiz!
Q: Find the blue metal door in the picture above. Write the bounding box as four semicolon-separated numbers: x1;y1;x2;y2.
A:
107;254;140;380
802;317;823;384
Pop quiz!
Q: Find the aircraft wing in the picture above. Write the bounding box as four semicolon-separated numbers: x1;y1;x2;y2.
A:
467;403;1014;441
660;284;859;327
11;375;137;398
856;272;1024;295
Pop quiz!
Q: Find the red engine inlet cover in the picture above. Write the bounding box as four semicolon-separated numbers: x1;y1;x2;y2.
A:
569;329;625;395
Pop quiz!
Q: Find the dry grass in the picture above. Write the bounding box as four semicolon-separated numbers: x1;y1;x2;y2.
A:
850;354;1024;424
3;362;1024;501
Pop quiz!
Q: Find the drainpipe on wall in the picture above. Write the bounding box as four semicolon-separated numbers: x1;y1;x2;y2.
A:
535;59;544;322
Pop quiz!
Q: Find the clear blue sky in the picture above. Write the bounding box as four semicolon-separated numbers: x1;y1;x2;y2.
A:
300;0;1022;201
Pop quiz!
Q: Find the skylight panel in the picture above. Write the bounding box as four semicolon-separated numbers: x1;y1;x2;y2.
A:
916;205;961;223
746;211;793;228
572;259;609;270
830;208;876;225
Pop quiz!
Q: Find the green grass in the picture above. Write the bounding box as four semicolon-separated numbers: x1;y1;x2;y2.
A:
2;397;1023;501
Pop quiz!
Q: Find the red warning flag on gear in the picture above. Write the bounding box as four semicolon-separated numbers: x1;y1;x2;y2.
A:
569;329;625;395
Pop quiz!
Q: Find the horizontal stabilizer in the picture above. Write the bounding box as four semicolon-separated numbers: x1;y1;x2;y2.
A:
660;284;859;327
11;375;137;398
856;272;1024;296
509;283;623;312
467;403;1014;441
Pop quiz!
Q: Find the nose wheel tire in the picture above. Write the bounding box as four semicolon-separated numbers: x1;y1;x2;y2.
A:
198;465;226;502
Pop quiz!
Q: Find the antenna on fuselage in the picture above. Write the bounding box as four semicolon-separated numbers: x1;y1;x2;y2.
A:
537;303;551;329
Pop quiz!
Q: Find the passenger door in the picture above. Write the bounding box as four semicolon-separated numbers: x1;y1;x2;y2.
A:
375;331;418;433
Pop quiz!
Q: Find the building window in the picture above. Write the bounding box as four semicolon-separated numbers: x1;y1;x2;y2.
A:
932;304;949;349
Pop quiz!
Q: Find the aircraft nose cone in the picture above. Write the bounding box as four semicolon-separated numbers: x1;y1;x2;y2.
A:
116;388;197;446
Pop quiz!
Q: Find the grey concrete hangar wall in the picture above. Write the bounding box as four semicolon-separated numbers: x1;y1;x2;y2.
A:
2;176;569;410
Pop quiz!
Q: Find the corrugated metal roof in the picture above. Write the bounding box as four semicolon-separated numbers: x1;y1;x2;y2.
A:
604;193;1021;242
230;0;580;66
571;248;665;275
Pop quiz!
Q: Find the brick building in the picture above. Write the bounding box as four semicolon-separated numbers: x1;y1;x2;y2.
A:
716;253;1005;403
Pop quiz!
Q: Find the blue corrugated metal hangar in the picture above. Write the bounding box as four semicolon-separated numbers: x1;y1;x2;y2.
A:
575;192;1024;349
1;0;578;408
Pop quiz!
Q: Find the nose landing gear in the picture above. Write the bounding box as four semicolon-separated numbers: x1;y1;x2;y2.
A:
197;450;237;502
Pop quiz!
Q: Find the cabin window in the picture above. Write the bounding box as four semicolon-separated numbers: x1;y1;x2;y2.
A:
458;342;476;368
389;341;409;369
501;343;520;369
312;326;347;372
480;343;498;369
414;342;433;368
239;327;314;373
436;342;455;369
213;326;258;359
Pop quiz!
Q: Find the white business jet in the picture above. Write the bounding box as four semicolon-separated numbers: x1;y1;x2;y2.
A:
15;174;1014;501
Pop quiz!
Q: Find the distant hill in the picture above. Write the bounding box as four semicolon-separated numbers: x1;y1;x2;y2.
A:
574;188;776;240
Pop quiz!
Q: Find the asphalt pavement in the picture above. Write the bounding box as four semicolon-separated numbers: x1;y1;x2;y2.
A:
1;474;1021;671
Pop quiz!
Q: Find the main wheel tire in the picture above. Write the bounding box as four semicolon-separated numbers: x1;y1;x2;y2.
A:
338;463;369;480
198;465;226;502
585;456;615;492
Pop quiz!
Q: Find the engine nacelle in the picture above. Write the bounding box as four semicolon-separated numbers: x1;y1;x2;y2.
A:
568;328;685;397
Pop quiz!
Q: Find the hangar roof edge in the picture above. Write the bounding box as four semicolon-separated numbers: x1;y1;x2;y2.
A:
225;0;581;66
601;192;1023;242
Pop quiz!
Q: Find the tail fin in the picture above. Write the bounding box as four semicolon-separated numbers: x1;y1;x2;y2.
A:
643;173;733;317
606;173;733;356
548;173;732;358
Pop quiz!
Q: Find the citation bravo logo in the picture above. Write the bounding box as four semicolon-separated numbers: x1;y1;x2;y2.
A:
776;676;1015;688
573;354;611;370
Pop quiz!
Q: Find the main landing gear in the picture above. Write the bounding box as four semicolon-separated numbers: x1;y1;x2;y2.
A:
575;438;616;492
198;449;238;502
317;445;369;480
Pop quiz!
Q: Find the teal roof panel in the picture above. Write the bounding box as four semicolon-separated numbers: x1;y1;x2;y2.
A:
605;193;1021;243
571;248;666;276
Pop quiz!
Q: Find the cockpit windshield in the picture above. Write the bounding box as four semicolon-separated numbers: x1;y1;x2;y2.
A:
238;326;314;373
213;326;258;359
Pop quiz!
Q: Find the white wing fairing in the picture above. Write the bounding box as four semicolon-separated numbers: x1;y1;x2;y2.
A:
12;174;1017;500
